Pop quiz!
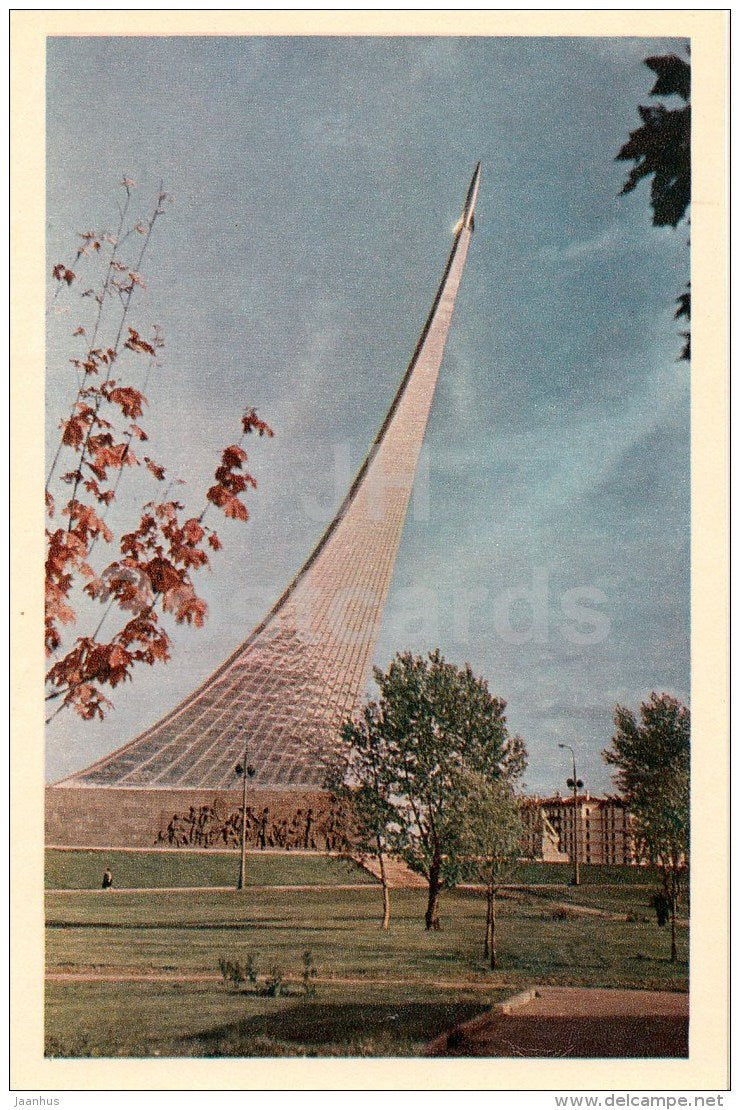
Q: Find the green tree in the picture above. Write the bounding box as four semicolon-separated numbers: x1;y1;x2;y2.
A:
338;704;396;929
344;650;526;931
616;51;691;359
603;692;690;961
455;770;523;969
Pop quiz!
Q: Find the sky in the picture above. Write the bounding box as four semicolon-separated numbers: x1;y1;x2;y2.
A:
45;35;690;793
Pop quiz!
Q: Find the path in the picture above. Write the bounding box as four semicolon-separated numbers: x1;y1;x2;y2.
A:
46;883;375;894
427;986;689;1058
45;968;513;990
47;845;351;856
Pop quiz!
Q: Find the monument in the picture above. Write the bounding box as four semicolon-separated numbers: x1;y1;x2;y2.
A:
46;164;482;847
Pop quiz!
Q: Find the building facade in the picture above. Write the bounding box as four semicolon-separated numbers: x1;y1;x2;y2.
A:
521;794;636;865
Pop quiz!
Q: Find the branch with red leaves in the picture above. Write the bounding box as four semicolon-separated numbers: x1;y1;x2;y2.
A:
45;180;273;722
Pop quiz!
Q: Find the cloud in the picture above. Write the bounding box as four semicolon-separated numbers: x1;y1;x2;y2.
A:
562;225;625;261
538;224;639;265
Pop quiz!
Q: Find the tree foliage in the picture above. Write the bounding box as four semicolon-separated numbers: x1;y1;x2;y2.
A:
603;692;689;960
45;180;273;722
341;650;527;930
617;53;690;228
336;703;397;929
455;770;523;968
616;51;691;360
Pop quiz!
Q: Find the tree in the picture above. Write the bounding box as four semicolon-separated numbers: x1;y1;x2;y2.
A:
616;51;691;359
45;179;273;722
337;704;396;929
455;770;523;969
342;650;527;931
603;692;690;961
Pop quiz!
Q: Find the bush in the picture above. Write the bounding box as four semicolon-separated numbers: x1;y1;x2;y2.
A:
302;949;318;997
265;967;284;997
218;953;259;989
217;952;318;998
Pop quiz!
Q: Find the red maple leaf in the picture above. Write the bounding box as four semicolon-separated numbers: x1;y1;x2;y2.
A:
242;409;274;438
144;457;166;481
124;328;156;356
109;386;146;419
221;444;248;469
176;596;208;627
143;556;184;595
61;413;88;451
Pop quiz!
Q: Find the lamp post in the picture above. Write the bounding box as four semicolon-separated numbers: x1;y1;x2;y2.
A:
558;743;583;886
235;730;256;891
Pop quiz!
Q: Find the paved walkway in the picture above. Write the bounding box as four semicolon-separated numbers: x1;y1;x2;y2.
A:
46;883;375;894
427;986;689;1058
46;846;349;856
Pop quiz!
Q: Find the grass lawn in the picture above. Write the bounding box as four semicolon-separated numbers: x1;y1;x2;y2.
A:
528;879;689;920
506;861;663;887
46;849;665;892
45;979;505;1058
517;885;659;920
45;848;375;890
45;880;688;1056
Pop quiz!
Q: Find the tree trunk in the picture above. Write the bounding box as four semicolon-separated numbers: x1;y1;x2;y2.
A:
377;844;391;930
484;889;493;960
425;859;442;930
489;890;497;970
670;885;677;962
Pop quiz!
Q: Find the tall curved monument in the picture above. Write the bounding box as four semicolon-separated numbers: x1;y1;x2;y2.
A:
46;165;481;847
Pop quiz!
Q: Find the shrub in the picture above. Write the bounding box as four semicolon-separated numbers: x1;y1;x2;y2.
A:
217;953;316;998
302;949;318;997
218;953;259;989
265;967;284;997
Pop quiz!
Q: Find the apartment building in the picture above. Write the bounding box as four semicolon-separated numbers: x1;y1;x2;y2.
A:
520;794;636;865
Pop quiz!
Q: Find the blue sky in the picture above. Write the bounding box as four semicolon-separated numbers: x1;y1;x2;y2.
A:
45;35;690;793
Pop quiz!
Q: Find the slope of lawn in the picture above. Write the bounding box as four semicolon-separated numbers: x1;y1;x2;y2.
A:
46;849;663;891
505;862;663;887
45;848;375;890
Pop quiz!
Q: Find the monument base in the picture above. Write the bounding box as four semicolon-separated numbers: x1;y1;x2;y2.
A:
45;785;349;850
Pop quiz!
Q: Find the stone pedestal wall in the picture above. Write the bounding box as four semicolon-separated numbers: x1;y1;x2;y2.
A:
45;785;345;849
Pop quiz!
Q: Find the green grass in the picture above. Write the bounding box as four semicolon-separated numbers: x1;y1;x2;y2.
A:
46;886;688;989
505;861;663;887
45;848;375;890
45;978;504;1057
46;849;663;892
526;882;690;920
45;864;688;1057
515;886;652;919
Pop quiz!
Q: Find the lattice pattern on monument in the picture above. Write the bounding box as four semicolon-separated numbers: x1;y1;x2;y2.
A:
60;165;481;790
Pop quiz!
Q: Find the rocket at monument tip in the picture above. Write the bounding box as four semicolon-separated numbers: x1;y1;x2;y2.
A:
454;162;481;233
463;161;482;227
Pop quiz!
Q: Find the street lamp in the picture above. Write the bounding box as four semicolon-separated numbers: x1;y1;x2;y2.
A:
235;729;257;891
558;743;583;886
